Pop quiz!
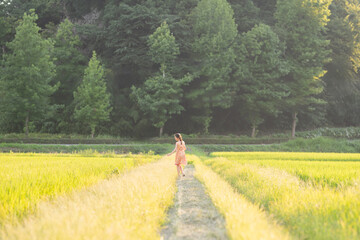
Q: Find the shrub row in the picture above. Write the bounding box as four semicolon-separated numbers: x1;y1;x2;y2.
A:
0;143;174;155
295;127;360;139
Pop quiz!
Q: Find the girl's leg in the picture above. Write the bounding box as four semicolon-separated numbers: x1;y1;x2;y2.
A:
180;165;184;176
176;165;180;176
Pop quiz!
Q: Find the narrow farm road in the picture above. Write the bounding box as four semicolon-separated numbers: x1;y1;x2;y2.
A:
161;165;228;240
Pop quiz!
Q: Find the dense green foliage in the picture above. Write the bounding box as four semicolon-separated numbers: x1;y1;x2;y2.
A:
325;0;360;126
0;0;359;137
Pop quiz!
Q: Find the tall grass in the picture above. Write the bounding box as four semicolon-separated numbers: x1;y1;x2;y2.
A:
1;157;177;240
194;160;289;240
203;155;360;240
0;152;159;225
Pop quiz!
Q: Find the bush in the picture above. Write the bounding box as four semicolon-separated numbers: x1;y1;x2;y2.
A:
296;127;360;139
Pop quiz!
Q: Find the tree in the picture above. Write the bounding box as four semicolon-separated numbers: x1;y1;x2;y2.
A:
0;3;15;60
148;21;179;78
131;74;192;137
51;19;87;132
237;24;289;137
345;0;360;73
228;0;259;33
323;0;360;126
53;19;86;105
275;0;332;137
73;51;112;138
252;0;277;25
1;0;63;28
60;0;105;19
189;0;238;133
131;21;191;137
0;9;57;135
102;1;165;84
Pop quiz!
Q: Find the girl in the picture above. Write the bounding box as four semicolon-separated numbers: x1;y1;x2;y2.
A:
167;133;187;177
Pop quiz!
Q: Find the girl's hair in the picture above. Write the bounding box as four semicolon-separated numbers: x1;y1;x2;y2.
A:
174;133;183;144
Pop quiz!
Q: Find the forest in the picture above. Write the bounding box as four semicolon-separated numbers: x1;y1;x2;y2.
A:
0;0;359;138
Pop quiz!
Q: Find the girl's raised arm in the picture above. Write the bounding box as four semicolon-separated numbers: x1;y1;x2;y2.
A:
167;143;177;156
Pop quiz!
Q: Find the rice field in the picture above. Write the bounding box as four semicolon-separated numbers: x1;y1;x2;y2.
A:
1;157;177;240
0;151;159;225
2;149;360;240
212;152;360;188
204;152;360;240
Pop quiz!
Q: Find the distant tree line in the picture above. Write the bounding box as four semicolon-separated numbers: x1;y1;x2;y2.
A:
0;0;359;138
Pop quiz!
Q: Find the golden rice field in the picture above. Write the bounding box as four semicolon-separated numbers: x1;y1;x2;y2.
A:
204;152;360;240
212;152;360;188
2;150;360;240
1;156;177;240
0;151;159;225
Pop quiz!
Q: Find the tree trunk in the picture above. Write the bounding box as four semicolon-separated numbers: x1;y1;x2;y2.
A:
291;112;298;138
25;112;29;137
62;0;70;19
91;126;95;138
251;124;256;138
159;126;163;138
203;108;212;135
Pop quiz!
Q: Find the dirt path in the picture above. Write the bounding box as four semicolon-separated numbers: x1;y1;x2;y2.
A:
161;165;228;240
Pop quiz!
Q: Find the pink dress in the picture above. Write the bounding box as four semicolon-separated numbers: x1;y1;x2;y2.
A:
174;141;187;166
